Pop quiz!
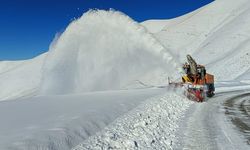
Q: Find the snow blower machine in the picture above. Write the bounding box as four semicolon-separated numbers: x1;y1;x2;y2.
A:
169;55;215;102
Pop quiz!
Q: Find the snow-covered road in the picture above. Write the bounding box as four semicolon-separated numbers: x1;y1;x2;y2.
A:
175;91;250;150
224;93;250;145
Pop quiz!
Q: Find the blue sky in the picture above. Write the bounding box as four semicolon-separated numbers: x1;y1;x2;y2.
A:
0;0;214;60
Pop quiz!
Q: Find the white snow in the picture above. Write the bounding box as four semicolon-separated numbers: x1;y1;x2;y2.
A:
73;92;192;150
0;0;250;149
149;0;250;81
141;19;171;33
174;91;250;150
0;54;46;101
0;88;164;150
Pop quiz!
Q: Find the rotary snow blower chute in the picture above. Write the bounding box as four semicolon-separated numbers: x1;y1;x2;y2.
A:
169;55;215;102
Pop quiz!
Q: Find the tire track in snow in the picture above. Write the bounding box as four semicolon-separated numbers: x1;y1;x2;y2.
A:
176;91;250;150
224;93;250;145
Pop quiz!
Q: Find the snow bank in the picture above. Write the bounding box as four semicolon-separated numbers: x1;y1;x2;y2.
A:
40;10;179;95
73;92;192;150
0;88;164;150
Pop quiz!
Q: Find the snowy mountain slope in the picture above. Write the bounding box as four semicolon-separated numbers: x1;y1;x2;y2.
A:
40;10;179;95
141;7;204;34
194;4;250;80
141;20;171;33
0;53;46;101
0;60;24;74
154;0;249;54
142;0;250;81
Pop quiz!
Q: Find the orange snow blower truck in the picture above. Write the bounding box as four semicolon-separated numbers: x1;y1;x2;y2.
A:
170;55;215;102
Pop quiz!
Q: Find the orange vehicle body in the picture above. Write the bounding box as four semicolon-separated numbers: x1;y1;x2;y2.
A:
205;73;214;84
193;73;214;85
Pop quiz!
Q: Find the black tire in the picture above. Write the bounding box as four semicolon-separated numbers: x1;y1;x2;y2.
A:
206;91;215;97
206;83;215;98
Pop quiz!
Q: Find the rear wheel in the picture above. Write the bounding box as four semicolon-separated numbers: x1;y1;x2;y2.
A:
206;83;215;98
206;91;215;97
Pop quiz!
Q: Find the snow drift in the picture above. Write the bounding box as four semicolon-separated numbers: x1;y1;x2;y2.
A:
40;10;179;95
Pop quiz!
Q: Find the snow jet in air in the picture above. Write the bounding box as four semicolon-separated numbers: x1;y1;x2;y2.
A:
40;10;179;95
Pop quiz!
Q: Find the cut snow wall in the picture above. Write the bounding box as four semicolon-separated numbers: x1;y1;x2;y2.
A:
40;10;179;95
